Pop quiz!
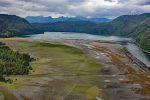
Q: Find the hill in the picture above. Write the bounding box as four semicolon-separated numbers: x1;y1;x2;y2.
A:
109;13;150;52
109;13;150;36
130;18;150;52
0;14;38;37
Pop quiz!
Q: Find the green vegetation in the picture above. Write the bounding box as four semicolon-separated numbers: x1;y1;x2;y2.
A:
0;39;102;99
109;13;150;36
31;42;101;75
0;42;35;82
34;42;85;55
0;14;39;37
32;20;114;36
30;42;102;98
131;18;150;52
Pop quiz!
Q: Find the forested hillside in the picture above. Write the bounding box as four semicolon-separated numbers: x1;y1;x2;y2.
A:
0;14;38;37
109;13;150;36
32;21;113;36
130;18;150;52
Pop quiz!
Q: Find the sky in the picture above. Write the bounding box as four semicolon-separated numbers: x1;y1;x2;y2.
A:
0;0;150;18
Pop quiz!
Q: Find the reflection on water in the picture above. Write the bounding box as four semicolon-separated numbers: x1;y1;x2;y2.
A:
23;32;131;42
21;32;150;67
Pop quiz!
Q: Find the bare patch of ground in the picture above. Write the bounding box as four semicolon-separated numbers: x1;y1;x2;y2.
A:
63;39;150;100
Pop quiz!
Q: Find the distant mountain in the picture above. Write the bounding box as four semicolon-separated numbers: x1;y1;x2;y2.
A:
32;20;112;36
26;16;70;23
32;21;98;34
26;16;54;23
0;14;38;37
89;18;112;23
26;16;112;23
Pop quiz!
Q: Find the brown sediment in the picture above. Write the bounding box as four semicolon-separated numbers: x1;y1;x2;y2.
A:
0;87;19;100
110;46;150;97
83;41;150;99
123;47;150;73
112;47;150;97
122;74;150;96
93;45;136;75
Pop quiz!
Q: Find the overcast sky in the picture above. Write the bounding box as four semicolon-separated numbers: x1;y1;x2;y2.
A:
0;0;150;18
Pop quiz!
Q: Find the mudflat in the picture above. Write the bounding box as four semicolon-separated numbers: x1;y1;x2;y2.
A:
0;38;149;100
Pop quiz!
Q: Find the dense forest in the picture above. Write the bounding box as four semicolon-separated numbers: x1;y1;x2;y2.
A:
0;14;39;37
31;20;113;36
130;18;150;52
0;42;35;82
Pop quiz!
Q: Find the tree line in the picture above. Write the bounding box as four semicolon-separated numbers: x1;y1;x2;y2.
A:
0;42;35;82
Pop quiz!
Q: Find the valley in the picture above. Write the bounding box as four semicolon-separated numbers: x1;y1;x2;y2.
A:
0;1;149;100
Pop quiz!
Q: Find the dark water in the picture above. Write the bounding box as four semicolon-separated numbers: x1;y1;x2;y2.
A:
21;32;150;67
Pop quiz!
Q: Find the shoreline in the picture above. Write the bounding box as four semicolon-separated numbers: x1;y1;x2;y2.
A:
134;41;150;54
123;47;150;73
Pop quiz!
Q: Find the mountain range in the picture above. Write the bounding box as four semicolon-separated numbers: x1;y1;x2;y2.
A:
26;16;112;23
0;13;149;52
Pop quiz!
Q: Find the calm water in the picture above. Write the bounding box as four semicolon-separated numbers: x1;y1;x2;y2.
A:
22;32;150;67
23;32;131;42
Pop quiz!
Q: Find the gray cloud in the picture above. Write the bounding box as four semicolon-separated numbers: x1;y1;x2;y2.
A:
0;1;12;7
136;0;150;5
0;0;149;18
118;0;150;5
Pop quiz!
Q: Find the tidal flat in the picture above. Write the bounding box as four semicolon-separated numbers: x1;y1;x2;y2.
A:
0;38;149;100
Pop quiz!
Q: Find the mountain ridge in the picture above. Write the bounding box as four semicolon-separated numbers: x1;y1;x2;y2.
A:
26;16;112;23
109;13;150;36
0;14;39;37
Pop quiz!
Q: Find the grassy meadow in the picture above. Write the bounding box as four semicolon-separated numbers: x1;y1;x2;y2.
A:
0;38;103;100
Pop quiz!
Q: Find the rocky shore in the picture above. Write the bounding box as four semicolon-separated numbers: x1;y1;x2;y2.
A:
123;47;150;73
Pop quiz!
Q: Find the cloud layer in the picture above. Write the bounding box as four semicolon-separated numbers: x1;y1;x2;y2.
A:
0;0;150;18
